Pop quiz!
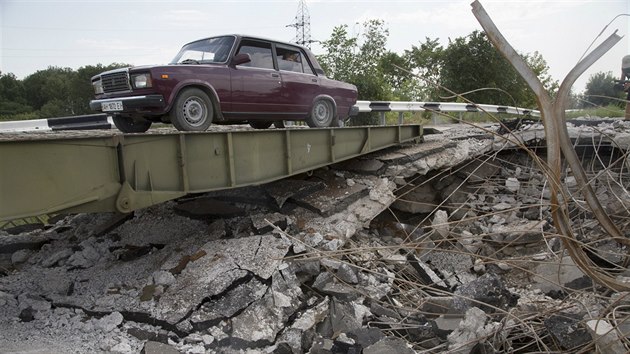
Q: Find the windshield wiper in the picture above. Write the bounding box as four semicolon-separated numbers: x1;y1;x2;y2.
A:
180;59;200;65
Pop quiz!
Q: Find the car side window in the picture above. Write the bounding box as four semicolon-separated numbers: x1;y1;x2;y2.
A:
276;47;314;75
236;40;274;70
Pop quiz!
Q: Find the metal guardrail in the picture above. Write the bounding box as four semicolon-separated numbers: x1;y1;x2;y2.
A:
0;114;113;132
355;100;540;125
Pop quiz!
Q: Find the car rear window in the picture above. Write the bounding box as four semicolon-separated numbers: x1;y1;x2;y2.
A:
236;40;274;70
276;47;313;75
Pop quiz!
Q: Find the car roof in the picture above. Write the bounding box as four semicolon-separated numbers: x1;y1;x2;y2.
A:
180;34;325;76
182;34;309;52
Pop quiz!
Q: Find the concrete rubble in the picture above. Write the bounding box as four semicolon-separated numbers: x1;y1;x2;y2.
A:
0;119;629;353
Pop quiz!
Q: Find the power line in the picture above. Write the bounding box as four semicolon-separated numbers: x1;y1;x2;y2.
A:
286;0;316;49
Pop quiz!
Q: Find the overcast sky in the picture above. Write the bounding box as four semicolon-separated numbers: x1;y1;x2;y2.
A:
1;0;628;95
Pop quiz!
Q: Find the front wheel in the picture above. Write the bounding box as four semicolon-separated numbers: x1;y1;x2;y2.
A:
170;88;213;131
112;115;152;133
306;99;335;127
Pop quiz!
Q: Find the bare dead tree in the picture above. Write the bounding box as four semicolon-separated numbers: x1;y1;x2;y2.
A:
471;0;628;291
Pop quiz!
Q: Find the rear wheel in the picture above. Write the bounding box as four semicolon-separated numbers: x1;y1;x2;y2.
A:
273;120;285;129
112;115;152;133
249;121;273;129
170;88;213;131
306;99;335;127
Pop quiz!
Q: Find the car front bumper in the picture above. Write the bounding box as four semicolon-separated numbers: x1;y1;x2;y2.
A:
89;95;165;112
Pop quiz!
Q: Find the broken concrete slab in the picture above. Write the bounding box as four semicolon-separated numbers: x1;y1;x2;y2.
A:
141;341;180;354
319;298;369;338
294;181;368;217
334;158;385;174
391;183;438;214
189;277;267;331
156;234;290;324
424;250;475;288
263;179;326;209
532;255;590;294
447;307;501;354
452;273;518;313
491;220;546;245
586;319;628;354
544;313;591;350
0;232;51;254
363;337;415;354
174;198;246;219
250;212;287;234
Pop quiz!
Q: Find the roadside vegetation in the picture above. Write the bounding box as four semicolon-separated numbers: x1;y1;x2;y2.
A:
0;21;627;123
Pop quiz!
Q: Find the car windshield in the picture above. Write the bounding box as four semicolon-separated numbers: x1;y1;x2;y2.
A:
170;36;235;64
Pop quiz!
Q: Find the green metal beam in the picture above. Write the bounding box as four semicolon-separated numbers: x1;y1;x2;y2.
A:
0;125;422;221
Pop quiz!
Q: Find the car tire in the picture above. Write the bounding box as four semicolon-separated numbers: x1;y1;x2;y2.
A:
249;121;273;129
306;99;335;128
170;88;213;131
112;115;152;133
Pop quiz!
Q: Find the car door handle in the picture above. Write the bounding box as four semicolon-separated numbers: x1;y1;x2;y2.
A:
271;73;279;78
311;78;318;83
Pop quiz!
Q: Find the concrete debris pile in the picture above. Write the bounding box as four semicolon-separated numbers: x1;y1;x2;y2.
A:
0;120;629;353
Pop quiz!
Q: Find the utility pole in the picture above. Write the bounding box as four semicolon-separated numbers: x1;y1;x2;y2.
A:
286;0;315;48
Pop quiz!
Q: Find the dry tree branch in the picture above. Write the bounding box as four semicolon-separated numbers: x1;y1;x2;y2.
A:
471;0;629;292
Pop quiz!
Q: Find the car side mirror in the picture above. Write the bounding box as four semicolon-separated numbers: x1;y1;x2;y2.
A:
232;53;251;66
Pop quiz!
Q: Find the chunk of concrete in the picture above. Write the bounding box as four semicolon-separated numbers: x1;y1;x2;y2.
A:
189;278;267;330
424;250;475;288
363;337;415;354
453;273;518;313
251;212;287;233
431;210;450;240
586;319;628;354
456;160;501;183
544;313;590;350
447;307;500;354
263;179;326;209
505;177;520;192
155;234;290;324
391;184;438;214
335;158;385;174
491;220;545;245
294;182;368;217
532;255;590;294
141;341;180;354
174;198;245;219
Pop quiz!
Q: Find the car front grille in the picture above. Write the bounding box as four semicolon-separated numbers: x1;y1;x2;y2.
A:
101;71;131;93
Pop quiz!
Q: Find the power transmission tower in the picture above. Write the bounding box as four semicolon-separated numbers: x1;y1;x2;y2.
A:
286;0;315;48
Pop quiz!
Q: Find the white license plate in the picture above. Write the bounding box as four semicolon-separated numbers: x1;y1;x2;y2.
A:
102;101;123;112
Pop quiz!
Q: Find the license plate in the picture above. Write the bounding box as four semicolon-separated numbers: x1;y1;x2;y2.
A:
102;101;123;112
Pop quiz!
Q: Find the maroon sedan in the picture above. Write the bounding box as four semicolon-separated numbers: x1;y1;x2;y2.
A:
89;35;358;133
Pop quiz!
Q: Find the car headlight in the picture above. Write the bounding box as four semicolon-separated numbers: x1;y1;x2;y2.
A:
93;79;104;94
131;73;152;89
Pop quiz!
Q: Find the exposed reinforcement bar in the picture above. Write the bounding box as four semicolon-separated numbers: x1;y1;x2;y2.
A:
0;125;422;221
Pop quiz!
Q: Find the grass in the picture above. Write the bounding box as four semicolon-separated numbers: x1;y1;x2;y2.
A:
380;104;627;126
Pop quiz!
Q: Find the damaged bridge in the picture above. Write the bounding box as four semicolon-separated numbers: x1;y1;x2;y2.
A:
0;125;422;222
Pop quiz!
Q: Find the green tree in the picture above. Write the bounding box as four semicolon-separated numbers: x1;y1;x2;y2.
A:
319;19;393;125
439;30;556;108
22;66;75;116
404;38;444;101
0;72;32;118
583;71;625;108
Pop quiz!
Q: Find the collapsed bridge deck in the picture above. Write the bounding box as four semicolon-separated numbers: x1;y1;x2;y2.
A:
0;125;422;221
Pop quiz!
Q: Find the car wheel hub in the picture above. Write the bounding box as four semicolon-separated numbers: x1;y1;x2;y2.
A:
183;97;206;126
314;102;330;122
